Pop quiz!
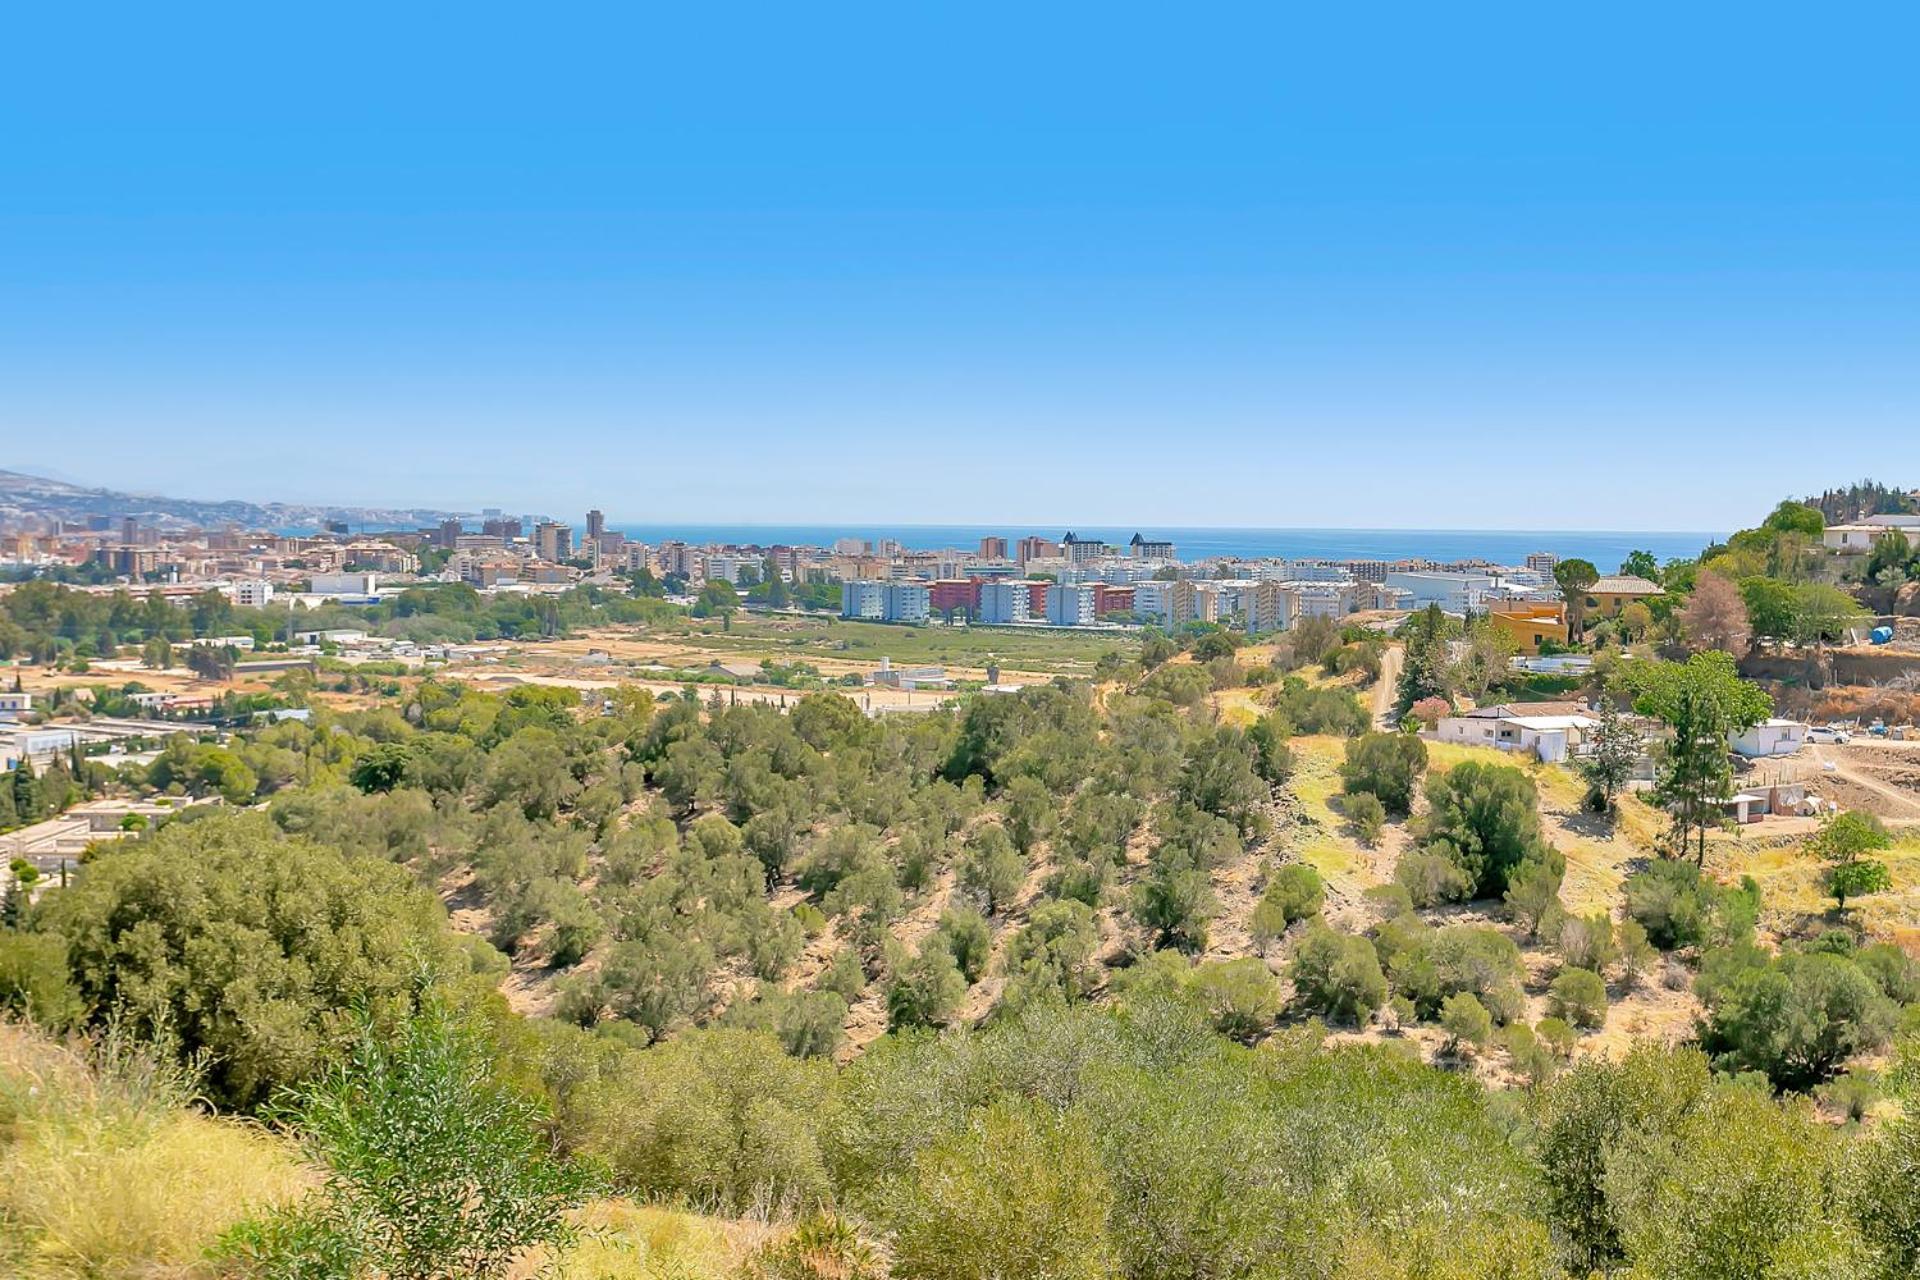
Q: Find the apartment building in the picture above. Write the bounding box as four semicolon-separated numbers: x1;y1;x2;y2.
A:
840;581;930;623
1385;570;1497;612
1045;582;1097;626
1247;581;1299;634
977;580;1034;624
978;536;1009;560
226;579;275;607
309;572;380;597
533;521;574;563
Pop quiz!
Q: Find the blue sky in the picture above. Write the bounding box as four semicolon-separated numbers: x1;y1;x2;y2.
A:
2;5;1915;529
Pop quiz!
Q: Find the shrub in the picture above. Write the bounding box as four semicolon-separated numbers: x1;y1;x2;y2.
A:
1441;993;1493;1054
1258;864;1325;934
1395;849;1472;908
1548;968;1608;1029
1556;913;1619;975
1388;925;1527;1024
739;1213;885;1280
218;998;593;1279
886;1101;1115;1280
32;811;462;1109
1417;761;1557;898
1624;860;1758;951
1289;924;1388;1023
887;943;969;1031
1696;947;1897;1090
1345;792;1387;846
1503;857;1564;938
1340;732;1429;816
1189;958;1281;1041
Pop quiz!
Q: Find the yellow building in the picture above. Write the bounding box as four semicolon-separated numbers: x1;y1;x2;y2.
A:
1488;600;1569;650
1581;574;1664;618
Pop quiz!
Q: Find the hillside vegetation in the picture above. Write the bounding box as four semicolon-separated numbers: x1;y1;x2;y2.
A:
4;485;1920;1275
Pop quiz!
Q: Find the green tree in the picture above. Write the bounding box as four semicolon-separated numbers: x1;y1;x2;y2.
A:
1339;731;1428;816
886;942;967;1030
1577;692;1642;812
218;997;592;1280
349;742;415;794
888;1101;1115;1280
1625;652;1773;865
141;634;174;669
1621;549;1661;580
1417;760;1558;898
1696;947;1897;1090
34;811;461;1108
11;755;42;824
1002;899;1100;1006
1252;864;1324;942
1440;992;1493;1054
958;824;1025;916
1829;859;1892;911
1289;922;1387;1022
1554;558;1601;641
1548;968;1608;1029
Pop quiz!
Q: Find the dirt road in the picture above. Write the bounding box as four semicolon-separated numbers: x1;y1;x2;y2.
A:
1808;743;1920;819
1373;644;1403;728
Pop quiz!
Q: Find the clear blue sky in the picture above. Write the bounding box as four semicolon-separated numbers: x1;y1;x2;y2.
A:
2;5;1914;529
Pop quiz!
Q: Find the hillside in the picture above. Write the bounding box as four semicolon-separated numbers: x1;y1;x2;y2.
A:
0;466;465;532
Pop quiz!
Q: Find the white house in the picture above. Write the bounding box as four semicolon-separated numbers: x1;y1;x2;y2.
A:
1434;705;1599;763
1729;718;1808;758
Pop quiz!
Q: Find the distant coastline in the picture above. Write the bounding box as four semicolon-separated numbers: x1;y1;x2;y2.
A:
609;524;1719;568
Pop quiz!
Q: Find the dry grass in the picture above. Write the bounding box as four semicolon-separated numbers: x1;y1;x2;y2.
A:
0;1022;311;1280
516;1200;773;1279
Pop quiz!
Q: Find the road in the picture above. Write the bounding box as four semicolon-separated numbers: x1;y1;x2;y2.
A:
1807;743;1920;819
1373;644;1403;729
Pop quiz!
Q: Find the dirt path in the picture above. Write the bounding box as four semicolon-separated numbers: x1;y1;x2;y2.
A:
1372;644;1403;728
1809;744;1920;818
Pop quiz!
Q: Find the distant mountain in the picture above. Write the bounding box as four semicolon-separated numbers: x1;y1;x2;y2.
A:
0;467;469;533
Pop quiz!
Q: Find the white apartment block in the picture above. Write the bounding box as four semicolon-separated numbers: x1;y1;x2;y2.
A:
1045;582;1097;626
977;581;1033;624
309;572;380;597
840;581;929;623
226;579;275;607
1384;571;1496;613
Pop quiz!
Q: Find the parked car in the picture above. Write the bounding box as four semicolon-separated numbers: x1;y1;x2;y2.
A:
1808;727;1852;744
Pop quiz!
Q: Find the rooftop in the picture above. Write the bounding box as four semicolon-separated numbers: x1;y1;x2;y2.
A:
1587;575;1663;596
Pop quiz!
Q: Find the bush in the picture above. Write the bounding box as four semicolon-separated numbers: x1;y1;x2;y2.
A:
1339;732;1429;816
1189;958;1281;1041
1395;849;1472;908
1441;993;1493;1054
1289;924;1388;1023
1624;860;1759;951
1386;925;1527;1024
217;997;593;1280
887;943;969;1030
1504;857;1564;938
32;811;462;1109
571;1028;834;1212
1345;792;1387;846
1696;946;1897;1090
886;1101;1115;1280
1548;968;1609;1029
1253;864;1325;941
1417;761;1557;899
1556;913;1619;974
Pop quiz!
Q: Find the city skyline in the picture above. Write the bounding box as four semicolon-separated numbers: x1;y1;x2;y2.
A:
5;7;1917;528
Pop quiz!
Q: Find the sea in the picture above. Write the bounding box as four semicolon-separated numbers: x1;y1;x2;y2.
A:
609;524;1719;569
